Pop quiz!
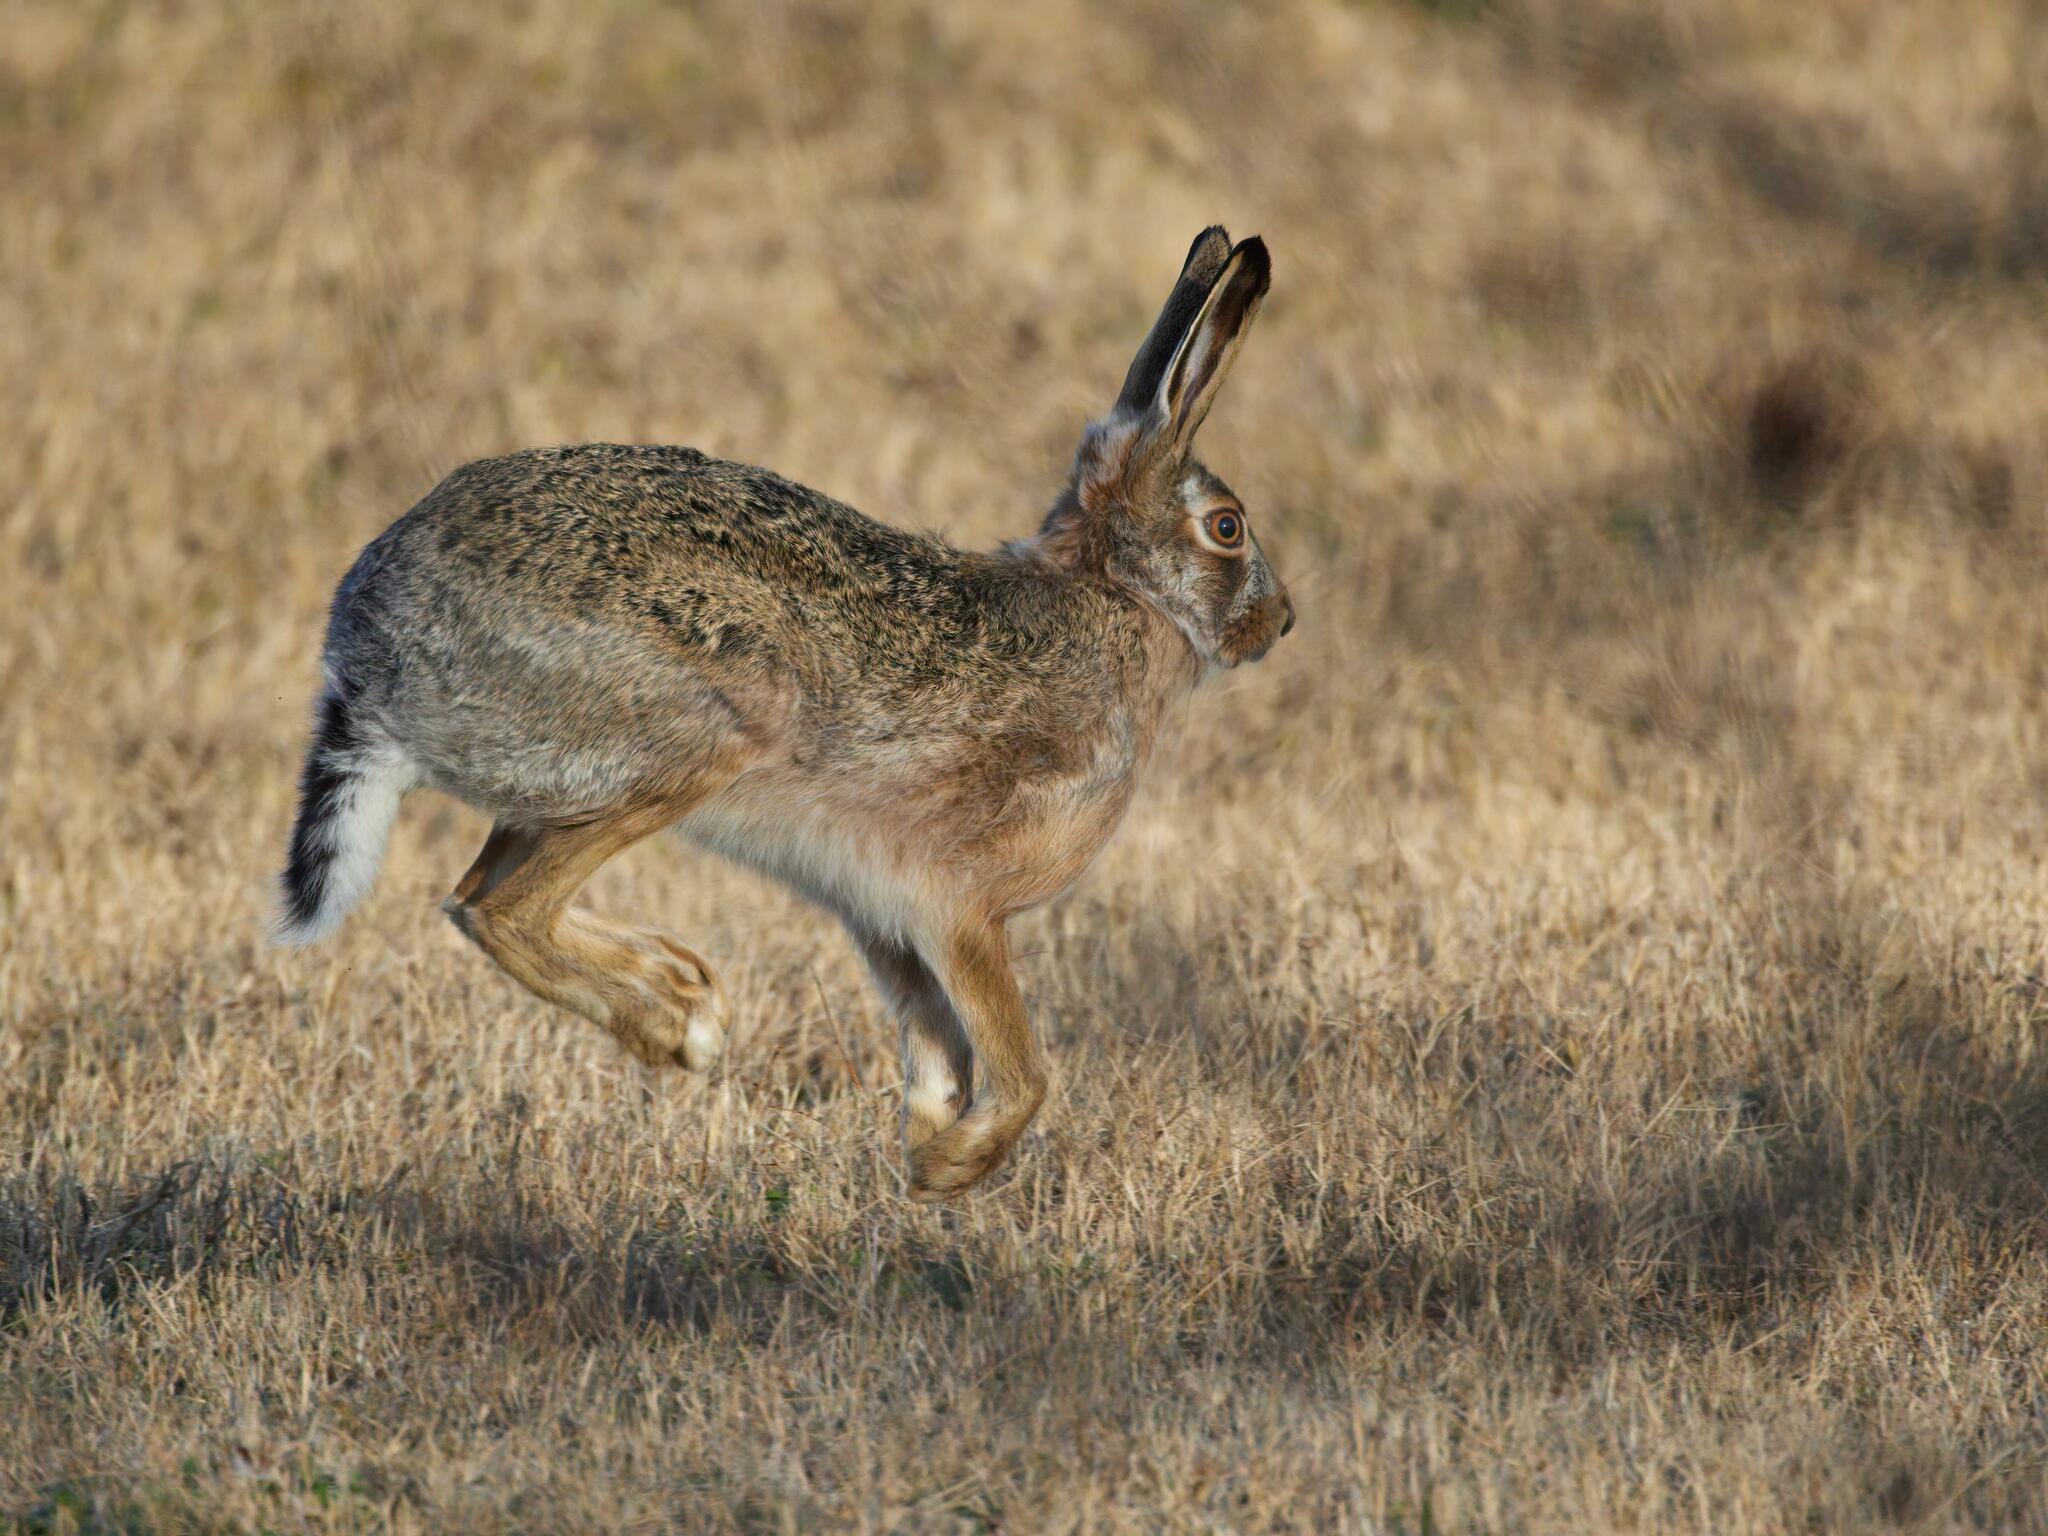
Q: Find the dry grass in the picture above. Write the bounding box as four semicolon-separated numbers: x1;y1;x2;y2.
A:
7;1;2048;1530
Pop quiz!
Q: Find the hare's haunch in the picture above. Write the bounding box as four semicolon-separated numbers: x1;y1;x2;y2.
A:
277;228;1293;1200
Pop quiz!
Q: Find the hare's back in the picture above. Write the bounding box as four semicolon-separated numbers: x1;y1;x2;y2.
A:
372;443;958;625
319;444;978;820
322;446;800;818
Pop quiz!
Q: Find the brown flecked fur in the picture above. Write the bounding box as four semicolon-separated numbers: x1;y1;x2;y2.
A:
277;228;1292;1199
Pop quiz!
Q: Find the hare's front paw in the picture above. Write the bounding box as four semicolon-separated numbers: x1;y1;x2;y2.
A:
902;1080;968;1157
907;1111;1020;1203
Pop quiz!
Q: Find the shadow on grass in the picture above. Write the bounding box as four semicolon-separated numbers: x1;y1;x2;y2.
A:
1471;0;2048;285
7;898;2046;1533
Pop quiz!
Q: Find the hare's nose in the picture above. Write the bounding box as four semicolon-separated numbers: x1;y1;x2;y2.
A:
1279;597;1296;637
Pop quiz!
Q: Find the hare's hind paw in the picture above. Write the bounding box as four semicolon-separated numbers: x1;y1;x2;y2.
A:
535;910;728;1072
444;815;738;1075
619;929;728;1072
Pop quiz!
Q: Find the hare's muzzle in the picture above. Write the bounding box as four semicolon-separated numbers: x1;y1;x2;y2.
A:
1223;588;1296;667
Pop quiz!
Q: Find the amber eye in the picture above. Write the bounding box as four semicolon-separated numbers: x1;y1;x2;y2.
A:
1205;509;1245;549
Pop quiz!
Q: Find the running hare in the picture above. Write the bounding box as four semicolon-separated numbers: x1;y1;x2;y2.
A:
277;227;1292;1199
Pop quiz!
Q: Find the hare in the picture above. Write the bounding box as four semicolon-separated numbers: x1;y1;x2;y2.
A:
276;226;1292;1200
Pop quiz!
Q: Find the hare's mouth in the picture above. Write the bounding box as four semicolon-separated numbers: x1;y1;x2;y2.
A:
1219;628;1276;668
1218;598;1293;668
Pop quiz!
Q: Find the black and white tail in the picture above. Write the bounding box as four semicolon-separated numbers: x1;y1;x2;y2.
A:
275;688;412;945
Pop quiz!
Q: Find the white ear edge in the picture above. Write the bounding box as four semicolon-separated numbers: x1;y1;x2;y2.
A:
1145;241;1269;458
1156;312;1228;431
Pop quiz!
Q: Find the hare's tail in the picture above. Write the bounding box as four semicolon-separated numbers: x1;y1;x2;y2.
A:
274;687;413;945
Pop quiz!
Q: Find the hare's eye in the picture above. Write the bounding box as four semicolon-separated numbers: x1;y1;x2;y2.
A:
1205;509;1245;549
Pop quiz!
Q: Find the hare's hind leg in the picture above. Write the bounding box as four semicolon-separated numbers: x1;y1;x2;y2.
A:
445;809;728;1071
861;936;974;1156
904;922;1047;1203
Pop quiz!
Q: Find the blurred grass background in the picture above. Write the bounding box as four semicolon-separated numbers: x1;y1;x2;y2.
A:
6;1;2048;1530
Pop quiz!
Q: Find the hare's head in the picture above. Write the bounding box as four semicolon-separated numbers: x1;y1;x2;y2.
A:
1038;227;1292;668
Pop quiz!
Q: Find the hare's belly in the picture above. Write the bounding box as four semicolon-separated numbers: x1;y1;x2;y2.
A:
676;710;1144;931
678;785;933;940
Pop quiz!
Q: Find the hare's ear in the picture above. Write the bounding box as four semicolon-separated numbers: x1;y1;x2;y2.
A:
1115;226;1233;419
1144;235;1271;462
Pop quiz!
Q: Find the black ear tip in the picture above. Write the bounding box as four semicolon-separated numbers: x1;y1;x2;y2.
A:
1182;225;1232;277
1229;235;1273;296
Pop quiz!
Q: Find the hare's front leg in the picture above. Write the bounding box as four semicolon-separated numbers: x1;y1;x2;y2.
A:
903;922;1047;1202
444;816;727;1071
861;935;974;1156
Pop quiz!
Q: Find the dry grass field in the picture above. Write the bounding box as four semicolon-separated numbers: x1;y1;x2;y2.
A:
7;1;2048;1529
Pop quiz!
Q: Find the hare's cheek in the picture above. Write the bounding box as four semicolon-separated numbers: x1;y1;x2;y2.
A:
1220;557;1260;611
1218;557;1270;630
1143;547;1203;608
